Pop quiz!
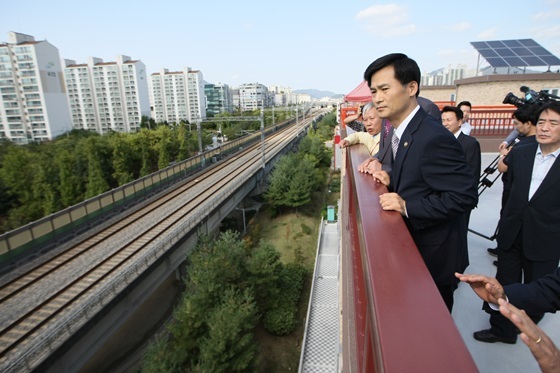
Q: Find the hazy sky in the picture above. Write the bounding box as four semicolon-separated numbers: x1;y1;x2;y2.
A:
2;0;560;95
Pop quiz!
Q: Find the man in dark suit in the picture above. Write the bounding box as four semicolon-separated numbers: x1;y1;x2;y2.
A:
473;101;560;344
366;53;478;312
358;96;440;174
441;105;481;227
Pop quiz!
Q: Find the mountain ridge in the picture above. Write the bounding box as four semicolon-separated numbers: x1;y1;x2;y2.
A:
294;89;342;99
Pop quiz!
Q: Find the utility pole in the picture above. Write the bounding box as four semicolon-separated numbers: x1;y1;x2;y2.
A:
260;105;265;169
196;114;204;166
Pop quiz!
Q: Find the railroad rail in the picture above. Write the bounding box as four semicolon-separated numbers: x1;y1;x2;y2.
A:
0;112;317;372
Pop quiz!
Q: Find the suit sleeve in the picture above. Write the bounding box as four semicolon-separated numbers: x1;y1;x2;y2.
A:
466;139;481;191
405;132;478;226
505;268;560;315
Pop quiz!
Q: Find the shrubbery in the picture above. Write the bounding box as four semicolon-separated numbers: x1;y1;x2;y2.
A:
141;231;308;371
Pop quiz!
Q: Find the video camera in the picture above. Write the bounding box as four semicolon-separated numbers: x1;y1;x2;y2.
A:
503;86;560;109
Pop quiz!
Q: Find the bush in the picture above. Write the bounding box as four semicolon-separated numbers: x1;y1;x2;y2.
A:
263;305;298;336
300;223;311;235
263;263;307;335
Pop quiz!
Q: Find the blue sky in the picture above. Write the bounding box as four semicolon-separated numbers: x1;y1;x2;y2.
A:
2;0;560;95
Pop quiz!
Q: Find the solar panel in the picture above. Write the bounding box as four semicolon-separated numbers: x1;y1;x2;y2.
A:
470;41;489;49
470;38;560;68
502;40;522;48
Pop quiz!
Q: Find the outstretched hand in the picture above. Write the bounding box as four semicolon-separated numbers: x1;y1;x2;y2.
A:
455;272;506;305
499;299;560;373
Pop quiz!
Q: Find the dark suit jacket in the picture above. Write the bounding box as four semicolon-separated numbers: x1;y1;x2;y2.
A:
373;119;393;172
390;108;478;285
497;142;560;261
457;132;481;191
505;267;560;315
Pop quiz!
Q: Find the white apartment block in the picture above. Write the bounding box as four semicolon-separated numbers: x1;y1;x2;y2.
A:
0;32;72;144
268;85;292;107
238;83;270;110
150;67;206;125
422;64;476;86
64;55;150;134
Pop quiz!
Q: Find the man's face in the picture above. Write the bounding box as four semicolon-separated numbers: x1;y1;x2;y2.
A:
442;111;462;134
369;65;416;125
536;108;560;150
459;105;471;121
513;118;531;136
363;108;383;136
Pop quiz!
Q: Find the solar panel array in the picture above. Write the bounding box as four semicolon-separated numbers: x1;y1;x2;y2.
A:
470;39;560;68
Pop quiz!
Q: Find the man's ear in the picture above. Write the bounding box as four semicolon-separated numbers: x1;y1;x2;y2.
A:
407;81;418;97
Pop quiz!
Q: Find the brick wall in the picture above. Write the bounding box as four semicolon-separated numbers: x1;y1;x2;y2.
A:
421;72;560;106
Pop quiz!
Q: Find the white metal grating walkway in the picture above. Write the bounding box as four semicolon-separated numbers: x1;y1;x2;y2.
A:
299;221;340;373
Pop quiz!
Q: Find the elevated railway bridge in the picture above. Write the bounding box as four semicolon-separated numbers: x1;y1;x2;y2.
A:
0;110;324;372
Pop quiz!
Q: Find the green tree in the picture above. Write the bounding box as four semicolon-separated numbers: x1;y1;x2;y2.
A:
177;123;193;161
298;131;330;167
84;137;111;198
196;287;257;372
245;241;282;312
31;153;60;215
54;141;87;208
111;133;140;186
264;153;298;210
286;160;313;211
135;129;158;177
156;125;176;169
0;145;43;228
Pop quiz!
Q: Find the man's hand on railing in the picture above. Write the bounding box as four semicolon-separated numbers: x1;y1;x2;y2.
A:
379;192;407;216
358;157;381;173
371;170;390;186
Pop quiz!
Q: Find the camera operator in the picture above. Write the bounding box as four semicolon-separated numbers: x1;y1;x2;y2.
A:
498;86;540;151
474;101;560;345
497;107;538;174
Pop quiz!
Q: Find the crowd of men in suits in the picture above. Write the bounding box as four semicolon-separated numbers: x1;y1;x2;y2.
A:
341;52;560;371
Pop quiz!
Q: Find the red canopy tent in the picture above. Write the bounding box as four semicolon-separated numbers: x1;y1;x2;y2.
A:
344;80;372;103
340;81;372;125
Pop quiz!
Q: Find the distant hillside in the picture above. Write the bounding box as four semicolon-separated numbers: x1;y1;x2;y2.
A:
294;89;341;99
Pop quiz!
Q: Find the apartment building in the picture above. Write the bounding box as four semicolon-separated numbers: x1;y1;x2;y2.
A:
0;32;72;144
63;55;150;134
204;82;233;117
238;83;270;111
150;67;206;124
268;84;292;107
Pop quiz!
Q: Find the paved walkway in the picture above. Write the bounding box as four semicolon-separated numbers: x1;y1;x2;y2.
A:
299;221;340;372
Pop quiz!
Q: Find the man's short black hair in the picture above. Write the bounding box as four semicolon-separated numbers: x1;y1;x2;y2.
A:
537;101;560;120
442;105;464;121
363;53;421;97
457;101;472;109
513;107;538;126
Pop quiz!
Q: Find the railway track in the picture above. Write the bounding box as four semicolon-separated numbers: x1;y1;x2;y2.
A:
0;114;315;372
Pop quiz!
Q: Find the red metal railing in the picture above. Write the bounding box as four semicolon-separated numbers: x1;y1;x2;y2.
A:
339;133;478;372
342;102;516;137
470;105;516;137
